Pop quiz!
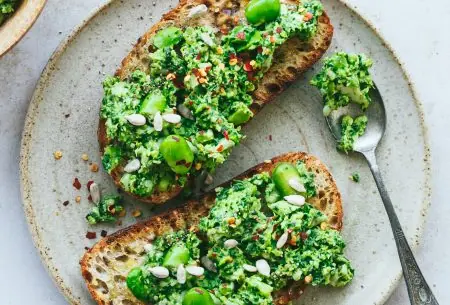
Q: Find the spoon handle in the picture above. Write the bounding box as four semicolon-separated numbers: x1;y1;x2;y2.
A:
362;149;439;305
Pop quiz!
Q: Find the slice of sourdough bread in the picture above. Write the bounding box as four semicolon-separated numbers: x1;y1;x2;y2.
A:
81;152;343;305
98;0;334;204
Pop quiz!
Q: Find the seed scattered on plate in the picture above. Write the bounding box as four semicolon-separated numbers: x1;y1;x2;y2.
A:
201;256;217;272
304;274;313;284
177;264;187;284
186;266;205;277
256;259;271;276
81;153;89;161
63;200;69;206
224;239;239;249
53;151;63;160
288;178;306;193
124;159;141;173
90;163;99;172
154;111;163;131
243;264;258;272
89;182;101;204
276;231;289;249
86;231;97;239
284;195;305;206
75;196;81;203
73;178;81;190
125;114;146;126
148;266;170;279
118;209;127;217
132;210;142;218
162;113;182;124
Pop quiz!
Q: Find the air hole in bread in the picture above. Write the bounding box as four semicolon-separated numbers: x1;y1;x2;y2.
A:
114;275;127;283
96;279;109;294
329;215;338;225
318;190;325;199
96;266;106;274
122;300;134;305
115;255;129;262
102;256;111;266
287;66;297;76
124;246;137;255
320;198;327;210
266;83;281;94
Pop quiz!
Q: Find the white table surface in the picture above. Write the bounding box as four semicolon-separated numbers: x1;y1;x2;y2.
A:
1;0;449;304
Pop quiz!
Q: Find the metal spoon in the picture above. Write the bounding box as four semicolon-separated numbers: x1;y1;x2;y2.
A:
325;85;439;305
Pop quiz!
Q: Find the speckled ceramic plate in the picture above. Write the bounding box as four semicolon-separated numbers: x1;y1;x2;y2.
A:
0;0;47;57
20;0;431;304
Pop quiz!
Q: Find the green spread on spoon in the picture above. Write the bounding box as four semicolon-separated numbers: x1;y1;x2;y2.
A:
100;0;324;197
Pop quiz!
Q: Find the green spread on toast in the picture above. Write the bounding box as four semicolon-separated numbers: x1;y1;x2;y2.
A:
126;161;354;304
100;0;324;197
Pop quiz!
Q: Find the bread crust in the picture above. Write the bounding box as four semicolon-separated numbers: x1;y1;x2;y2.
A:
80;152;343;305
97;0;334;204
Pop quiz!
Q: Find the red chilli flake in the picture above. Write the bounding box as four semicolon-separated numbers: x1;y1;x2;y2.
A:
300;232;308;241
252;235;260;241
276;27;283;34
269;134;273;141
216;145;224;152
100;230;108;237
196;53;202;60
86;231;97;239
304;12;313;21
244;62;253;72
72;178;81;190
63;200;69;206
257;46;263;54
220;27;229;35
229;53;237;60
205;65;212;73
88;195;92;202
87;180;94;191
236;31;246;40
223;130;229;140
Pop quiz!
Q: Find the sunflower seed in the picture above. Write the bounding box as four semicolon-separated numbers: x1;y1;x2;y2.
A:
148;266;169;279
201;256;217;272
125;114;146;126
143;244;154;253
204;173;214;185
256;259;271;276
177;104;194;120
186;265;205;277
243;264;258;272
154;111;163;131
89;182;101;204
188;4;208;18
224;239;239;249
124;159;141;173
162;113;181;124
200;33;214;47
276;231;289;249
177;264;186;284
284;195;306;206
288;178;306;193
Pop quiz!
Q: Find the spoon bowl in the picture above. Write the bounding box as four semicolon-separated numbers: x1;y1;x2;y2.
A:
325;84;386;153
323;83;438;305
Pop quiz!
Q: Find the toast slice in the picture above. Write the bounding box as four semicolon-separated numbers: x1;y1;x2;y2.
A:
80;152;343;305
98;0;334;204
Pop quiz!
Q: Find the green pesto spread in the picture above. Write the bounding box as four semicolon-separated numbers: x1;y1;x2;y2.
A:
126;162;354;305
0;0;19;25
85;195;124;225
311;52;375;116
338;114;368;153
101;0;324;197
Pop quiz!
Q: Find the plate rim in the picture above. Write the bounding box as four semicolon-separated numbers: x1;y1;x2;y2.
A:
0;0;48;58
19;0;433;304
